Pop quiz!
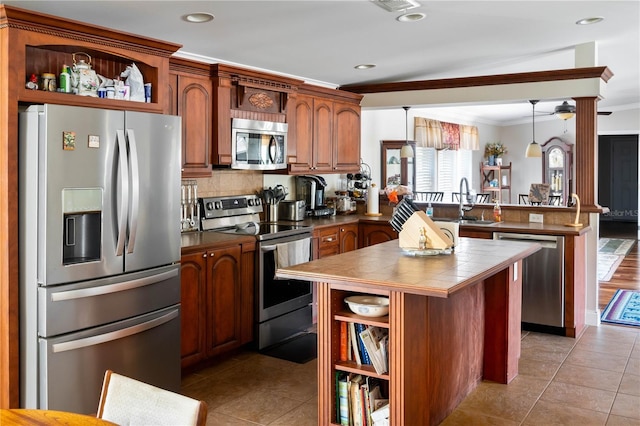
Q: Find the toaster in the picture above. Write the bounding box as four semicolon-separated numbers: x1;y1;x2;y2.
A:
279;200;306;221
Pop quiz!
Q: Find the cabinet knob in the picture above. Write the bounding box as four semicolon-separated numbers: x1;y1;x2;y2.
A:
340;228;344;232
202;253;207;258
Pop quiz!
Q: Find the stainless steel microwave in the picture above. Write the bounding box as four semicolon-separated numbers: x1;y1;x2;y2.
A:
231;118;288;170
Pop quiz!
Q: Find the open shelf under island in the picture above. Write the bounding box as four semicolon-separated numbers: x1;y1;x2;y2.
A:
276;237;540;425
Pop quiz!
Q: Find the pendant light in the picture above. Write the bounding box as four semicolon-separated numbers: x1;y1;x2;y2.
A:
525;100;542;158
400;106;414;158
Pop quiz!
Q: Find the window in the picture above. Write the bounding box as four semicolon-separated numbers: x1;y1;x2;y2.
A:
415;147;473;200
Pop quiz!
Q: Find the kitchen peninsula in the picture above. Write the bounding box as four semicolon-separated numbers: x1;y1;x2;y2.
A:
276;237;540;425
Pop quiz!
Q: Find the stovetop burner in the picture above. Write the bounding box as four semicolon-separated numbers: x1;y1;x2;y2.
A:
215;222;312;241
198;194;312;241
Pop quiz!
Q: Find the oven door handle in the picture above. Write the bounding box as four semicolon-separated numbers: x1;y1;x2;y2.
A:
261;245;277;252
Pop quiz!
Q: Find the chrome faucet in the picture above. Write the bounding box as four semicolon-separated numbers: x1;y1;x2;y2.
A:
459;177;474;220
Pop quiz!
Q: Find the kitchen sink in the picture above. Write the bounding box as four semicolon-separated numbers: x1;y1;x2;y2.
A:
433;218;497;226
458;220;497;226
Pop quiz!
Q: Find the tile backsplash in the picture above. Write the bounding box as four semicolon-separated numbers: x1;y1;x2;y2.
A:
195;170;264;197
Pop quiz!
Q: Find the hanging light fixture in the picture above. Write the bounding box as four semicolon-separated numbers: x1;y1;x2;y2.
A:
554;101;576;120
400;106;414;158
525;100;542;158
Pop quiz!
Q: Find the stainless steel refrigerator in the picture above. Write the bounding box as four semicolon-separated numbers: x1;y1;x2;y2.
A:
19;104;182;414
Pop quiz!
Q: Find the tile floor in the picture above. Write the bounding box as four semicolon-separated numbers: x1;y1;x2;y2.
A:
181;324;640;425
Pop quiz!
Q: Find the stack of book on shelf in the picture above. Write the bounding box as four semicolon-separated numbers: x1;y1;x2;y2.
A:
336;373;388;426
340;322;389;374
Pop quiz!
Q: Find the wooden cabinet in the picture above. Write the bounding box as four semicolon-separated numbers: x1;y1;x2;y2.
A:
169;58;213;177
358;222;398;248
542;137;573;206
180;241;255;369
314;223;359;259
480;162;512;203
210;64;302;166
289;85;363;174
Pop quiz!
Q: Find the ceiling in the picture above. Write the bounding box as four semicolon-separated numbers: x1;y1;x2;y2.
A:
5;0;639;125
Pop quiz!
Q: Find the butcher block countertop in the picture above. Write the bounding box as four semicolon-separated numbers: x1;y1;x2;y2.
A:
276;237;540;298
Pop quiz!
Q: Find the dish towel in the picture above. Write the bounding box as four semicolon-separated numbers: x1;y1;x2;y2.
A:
275;237;311;269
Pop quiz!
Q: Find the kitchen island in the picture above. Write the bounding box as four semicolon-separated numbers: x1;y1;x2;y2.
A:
276;237;540;425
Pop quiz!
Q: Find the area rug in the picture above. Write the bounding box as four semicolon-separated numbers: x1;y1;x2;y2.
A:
598;253;624;282
601;290;640;327
598;238;636;256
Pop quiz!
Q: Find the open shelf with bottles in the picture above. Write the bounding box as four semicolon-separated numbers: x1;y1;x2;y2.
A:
19;44;163;113
4;5;181;114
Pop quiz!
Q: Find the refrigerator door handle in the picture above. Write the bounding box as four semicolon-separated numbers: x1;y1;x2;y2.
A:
115;129;129;256
51;309;179;353
126;129;140;254
50;268;179;302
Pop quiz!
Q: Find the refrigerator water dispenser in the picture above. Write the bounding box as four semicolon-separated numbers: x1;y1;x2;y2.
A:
62;188;102;265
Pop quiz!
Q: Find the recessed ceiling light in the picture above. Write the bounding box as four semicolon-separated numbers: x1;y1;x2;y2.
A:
397;12;426;22
182;12;215;23
354;64;376;70
575;16;604;25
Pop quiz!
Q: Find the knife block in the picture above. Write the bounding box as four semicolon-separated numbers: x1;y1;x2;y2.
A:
399;211;454;250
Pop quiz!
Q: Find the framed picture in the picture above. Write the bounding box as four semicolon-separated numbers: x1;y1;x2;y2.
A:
529;183;550;204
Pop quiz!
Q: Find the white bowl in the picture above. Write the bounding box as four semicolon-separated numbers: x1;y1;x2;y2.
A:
344;295;389;317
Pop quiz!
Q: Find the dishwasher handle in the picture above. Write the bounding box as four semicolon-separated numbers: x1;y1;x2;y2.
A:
494;232;559;249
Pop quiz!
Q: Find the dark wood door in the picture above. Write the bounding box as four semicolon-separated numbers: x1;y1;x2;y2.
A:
313;98;334;172
206;245;242;356
177;74;212;177
339;224;359;253
358;223;398;247
333;102;361;172
180;251;207;368
290;94;314;172
599;135;639;222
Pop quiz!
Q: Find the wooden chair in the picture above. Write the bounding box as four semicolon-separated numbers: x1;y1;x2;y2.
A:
413;191;444;202
97;370;207;426
518;194;529;205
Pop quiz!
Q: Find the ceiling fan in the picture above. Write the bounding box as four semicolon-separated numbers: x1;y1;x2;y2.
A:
535;101;612;118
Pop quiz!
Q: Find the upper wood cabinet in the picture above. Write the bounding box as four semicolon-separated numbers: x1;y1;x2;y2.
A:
169;58;213;178
210;64;303;166
289;85;363;174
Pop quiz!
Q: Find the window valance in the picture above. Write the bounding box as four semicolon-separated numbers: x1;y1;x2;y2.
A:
414;117;479;151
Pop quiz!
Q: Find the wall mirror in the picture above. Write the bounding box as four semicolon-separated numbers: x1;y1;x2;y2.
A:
381;140;416;191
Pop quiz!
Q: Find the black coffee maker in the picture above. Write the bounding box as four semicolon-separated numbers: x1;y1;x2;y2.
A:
295;175;334;217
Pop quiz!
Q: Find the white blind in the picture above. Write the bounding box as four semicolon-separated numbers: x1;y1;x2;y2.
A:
415;148;473;201
415;147;436;191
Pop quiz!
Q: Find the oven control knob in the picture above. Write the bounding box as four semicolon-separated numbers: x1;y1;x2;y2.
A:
214;201;222;209
248;199;255;206
255;198;261;205
206;202;214;210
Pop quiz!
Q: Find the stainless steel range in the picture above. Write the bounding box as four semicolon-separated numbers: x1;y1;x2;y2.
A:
199;194;313;349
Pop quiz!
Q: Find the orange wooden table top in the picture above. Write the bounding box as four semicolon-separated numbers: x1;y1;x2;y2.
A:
0;409;117;425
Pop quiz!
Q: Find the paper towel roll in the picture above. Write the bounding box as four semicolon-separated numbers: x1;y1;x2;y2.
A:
367;183;379;214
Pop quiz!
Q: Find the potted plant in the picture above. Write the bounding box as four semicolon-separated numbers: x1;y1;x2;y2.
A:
484;142;507;165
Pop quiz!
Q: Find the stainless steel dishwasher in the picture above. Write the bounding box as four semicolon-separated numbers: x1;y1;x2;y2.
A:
494;233;565;329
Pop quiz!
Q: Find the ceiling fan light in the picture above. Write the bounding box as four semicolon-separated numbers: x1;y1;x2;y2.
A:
555;101;576;120
525;141;542;158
